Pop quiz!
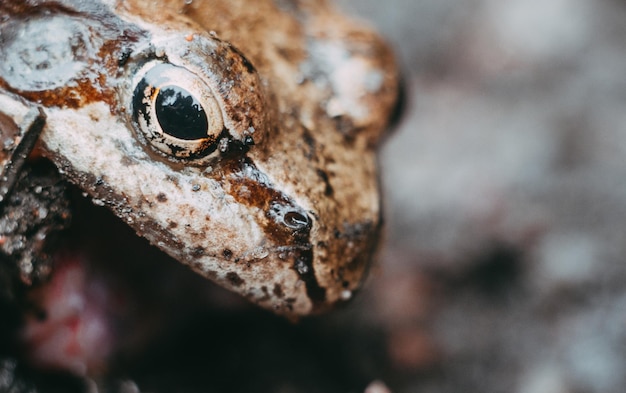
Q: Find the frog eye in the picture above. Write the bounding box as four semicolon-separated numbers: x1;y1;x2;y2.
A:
132;62;224;159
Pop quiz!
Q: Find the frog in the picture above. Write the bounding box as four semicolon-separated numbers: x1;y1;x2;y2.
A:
0;0;399;318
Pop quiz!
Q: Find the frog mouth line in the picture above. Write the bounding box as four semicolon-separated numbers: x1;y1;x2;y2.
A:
4;156;325;376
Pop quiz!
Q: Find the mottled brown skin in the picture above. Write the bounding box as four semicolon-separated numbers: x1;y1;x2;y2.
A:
0;0;399;317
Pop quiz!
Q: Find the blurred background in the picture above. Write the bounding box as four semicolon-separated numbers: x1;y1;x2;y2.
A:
336;0;626;392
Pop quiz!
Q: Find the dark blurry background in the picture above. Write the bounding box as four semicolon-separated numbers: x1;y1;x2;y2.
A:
336;0;626;392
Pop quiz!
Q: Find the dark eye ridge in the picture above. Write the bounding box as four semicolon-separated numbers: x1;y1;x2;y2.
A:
155;85;209;140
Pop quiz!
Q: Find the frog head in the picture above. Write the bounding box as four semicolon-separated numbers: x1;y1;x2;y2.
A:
0;0;400;317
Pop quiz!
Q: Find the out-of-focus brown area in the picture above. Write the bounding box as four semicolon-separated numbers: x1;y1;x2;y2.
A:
3;1;626;392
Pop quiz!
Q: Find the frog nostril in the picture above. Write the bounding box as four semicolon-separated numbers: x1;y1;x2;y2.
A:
283;210;310;230
269;201;311;231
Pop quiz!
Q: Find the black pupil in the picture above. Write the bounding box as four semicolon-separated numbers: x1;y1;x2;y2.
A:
155;86;208;140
